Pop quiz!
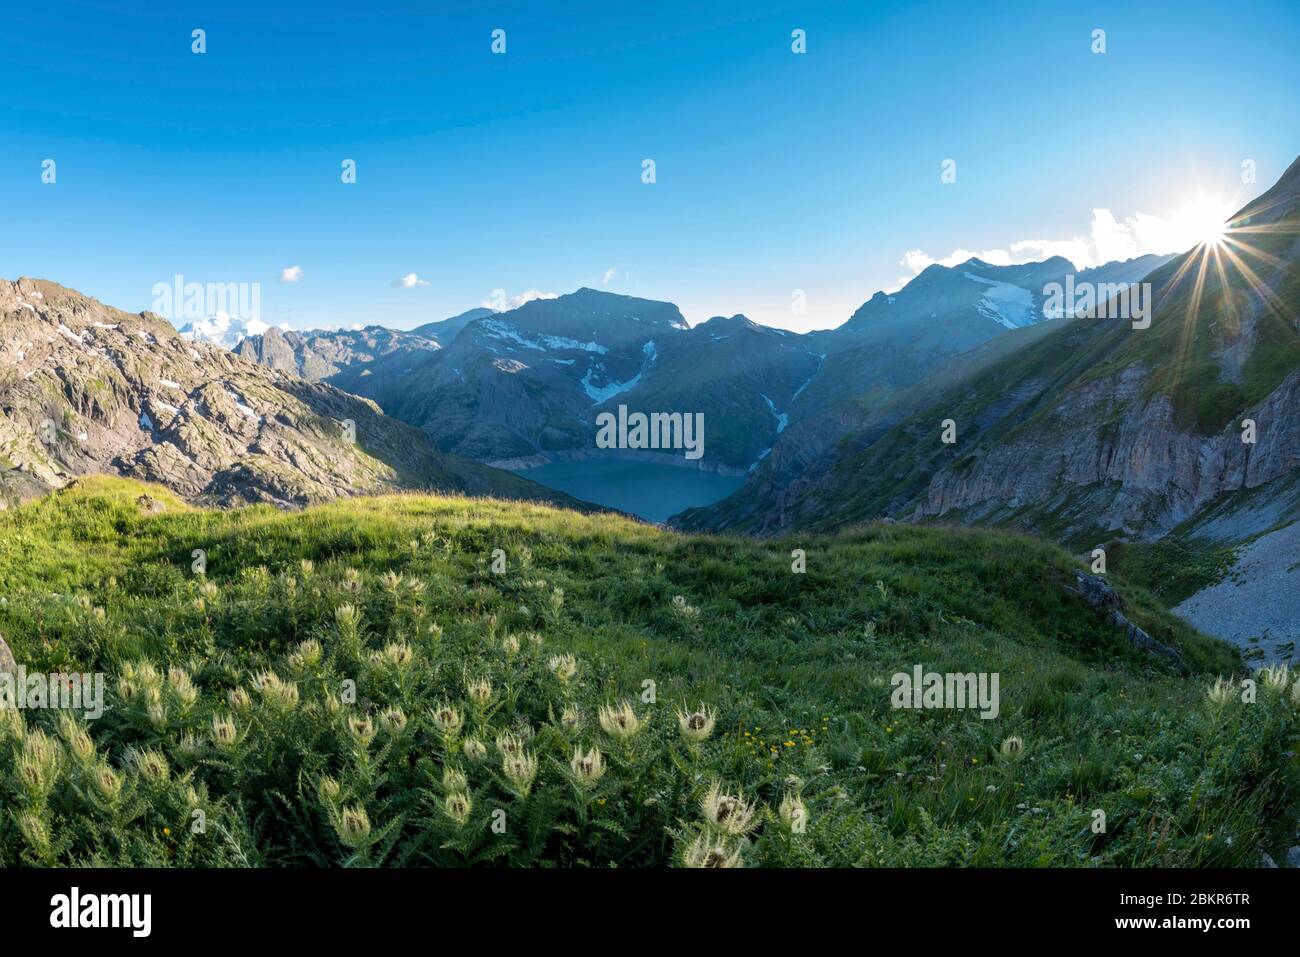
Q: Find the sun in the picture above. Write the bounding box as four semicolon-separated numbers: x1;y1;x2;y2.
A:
1174;196;1232;249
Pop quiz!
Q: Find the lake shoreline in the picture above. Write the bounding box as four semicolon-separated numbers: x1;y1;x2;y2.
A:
491;448;749;476
510;457;746;523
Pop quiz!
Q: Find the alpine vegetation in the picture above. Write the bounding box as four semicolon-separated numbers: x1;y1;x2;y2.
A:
0;478;1293;868
0;667;105;720
2;1;1298;888
1040;276;1153;328
890;667;1000;719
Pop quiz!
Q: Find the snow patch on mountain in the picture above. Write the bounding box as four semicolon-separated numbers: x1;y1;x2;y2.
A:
179;312;290;349
480;318;608;355
582;367;639;403
964;273;1037;329
582;340;658;404
761;394;789;433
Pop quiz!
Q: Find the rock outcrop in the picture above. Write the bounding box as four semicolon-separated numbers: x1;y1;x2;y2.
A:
1073;572;1186;669
0;278;587;510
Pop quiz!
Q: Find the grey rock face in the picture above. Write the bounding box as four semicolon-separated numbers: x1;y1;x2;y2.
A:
1074;573;1186;669
922;368;1300;538
0;277;585;511
235;324;443;381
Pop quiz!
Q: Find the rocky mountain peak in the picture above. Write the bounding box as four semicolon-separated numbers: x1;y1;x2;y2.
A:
0;277;582;511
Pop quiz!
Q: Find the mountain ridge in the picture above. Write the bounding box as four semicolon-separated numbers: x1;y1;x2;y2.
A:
230;255;1172;475
0;277;591;512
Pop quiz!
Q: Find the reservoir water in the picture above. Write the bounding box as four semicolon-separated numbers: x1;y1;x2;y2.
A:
515;458;745;523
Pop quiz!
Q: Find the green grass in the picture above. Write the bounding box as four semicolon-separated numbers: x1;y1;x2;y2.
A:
0;476;1296;867
1106;538;1242;607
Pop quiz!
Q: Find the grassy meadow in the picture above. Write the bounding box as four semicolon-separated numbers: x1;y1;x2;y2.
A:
0;476;1296;867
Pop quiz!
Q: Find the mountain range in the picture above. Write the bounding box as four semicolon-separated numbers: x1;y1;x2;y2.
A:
7;158;1298;661
0;279;585;511
679;158;1300;539
236;253;1174;475
677;156;1300;660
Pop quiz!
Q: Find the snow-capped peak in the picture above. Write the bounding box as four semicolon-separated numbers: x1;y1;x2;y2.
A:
178;311;289;349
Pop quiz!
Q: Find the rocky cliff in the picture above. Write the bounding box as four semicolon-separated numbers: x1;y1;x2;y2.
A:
0;278;588;510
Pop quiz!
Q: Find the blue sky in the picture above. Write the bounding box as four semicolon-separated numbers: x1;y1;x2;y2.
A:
2;0;1297;332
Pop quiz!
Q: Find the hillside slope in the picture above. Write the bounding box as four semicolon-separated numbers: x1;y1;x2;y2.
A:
1;477;1293;868
678;159;1300;549
0;279;586;511
230;261;1166;475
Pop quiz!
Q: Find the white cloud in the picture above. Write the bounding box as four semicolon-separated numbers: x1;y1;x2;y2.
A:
480;289;559;311
279;265;303;283
394;272;430;289
602;267;616;286
890;208;1193;292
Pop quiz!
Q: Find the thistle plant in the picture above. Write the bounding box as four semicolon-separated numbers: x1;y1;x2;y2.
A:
211;714;238;749
0;704;24;744
560;705;582;733
348;716;376;748
379;707;408;734
496;732;525;758
680;832;743;868
443;791;473;825
670;595;699;621
334;603;362;658
317;776;342;809
502;750;538;796
700;781;759;836
1260;665;1290;692
335;804;372;848
91;762;123;805
1206;677;1236;708
252;671;299;712
442;766;468;792
56;714;95;766
288;639;323;674
1;478;1286;869
569;746;606;787
548;654;578;683
465;676;493;710
676;703;716;742
431;702;464;738
598;700;642;740
778;792;808;833
168;667;199;711
131;747;170;787
16;810;53;861
383;642;414;668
